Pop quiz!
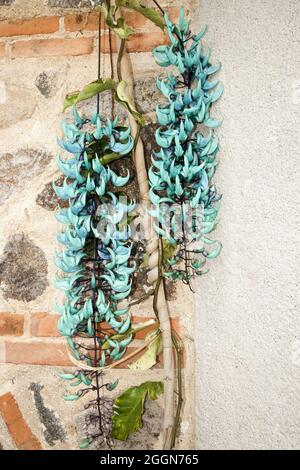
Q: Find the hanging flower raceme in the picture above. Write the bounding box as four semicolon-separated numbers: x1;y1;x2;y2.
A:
54;107;136;373
149;8;223;286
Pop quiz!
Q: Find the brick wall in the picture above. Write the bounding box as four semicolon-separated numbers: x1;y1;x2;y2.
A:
0;311;182;367
0;0;196;450
0;8;182;59
0;2;184;369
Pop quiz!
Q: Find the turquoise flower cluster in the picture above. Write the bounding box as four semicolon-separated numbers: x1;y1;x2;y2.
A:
149;8;223;283
54;108;135;367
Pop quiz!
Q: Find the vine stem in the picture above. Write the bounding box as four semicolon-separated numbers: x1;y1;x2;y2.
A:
114;28;175;450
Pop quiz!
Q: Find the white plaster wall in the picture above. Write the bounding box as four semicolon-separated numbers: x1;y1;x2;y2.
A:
194;0;300;449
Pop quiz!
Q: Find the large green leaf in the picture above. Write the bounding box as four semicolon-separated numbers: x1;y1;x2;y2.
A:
63;91;80;111
116;80;145;126
116;0;165;30
63;78;117;111
112;381;164;441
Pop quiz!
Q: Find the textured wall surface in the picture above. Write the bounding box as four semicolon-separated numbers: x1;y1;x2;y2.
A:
1;0;298;451
194;0;300;450
0;0;196;450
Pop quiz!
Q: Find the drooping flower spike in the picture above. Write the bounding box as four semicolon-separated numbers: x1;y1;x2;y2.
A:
54;108;136;371
149;7;223;286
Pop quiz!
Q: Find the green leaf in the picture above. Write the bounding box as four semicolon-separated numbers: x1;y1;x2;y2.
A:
116;0;164;30
128;333;162;370
100;4;135;39
63;78;117;111
77;78;116;103
112;381;164;441
162;240;177;266
100;152;126;165
116;80;145;126
63;92;80;112
113;17;135;39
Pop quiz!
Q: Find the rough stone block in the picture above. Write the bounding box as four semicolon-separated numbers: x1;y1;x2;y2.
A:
0;233;48;302
134;77;162;114
29;383;66;446
0;85;36;129
35;70;58;98
0;148;53;206
0;1;15;6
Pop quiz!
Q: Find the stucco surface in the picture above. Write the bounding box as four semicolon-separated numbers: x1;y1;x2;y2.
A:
194;0;300;450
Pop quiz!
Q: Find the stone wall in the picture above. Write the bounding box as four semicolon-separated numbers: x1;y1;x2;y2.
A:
0;0;196;450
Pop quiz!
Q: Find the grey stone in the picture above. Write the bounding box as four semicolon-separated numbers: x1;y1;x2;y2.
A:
48;0;101;7
0;1;14;5
76;93;126;122
36;176;69;211
130;241;152;300
35;71;58;99
134;77;162;115
140;122;159;168
0;148;53;206
29;383;66;447
0;234;48;302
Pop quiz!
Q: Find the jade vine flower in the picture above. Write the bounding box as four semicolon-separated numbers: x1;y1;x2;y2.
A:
54;108;135;367
149;8;223;284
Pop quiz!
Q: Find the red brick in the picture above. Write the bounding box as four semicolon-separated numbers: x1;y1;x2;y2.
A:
124;7;180;30
64;12;105;32
19;437;42;450
0;16;59;37
8;418;33;447
0;313;24;336
127;31;167;52
30;313;59;337
0;392;42;450
133;316;180;340
0;42;5;57
98;31;167;54
0;392;20;425
64;7;180;33
5;341;72;366
11;37;93;58
30;312;180;340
